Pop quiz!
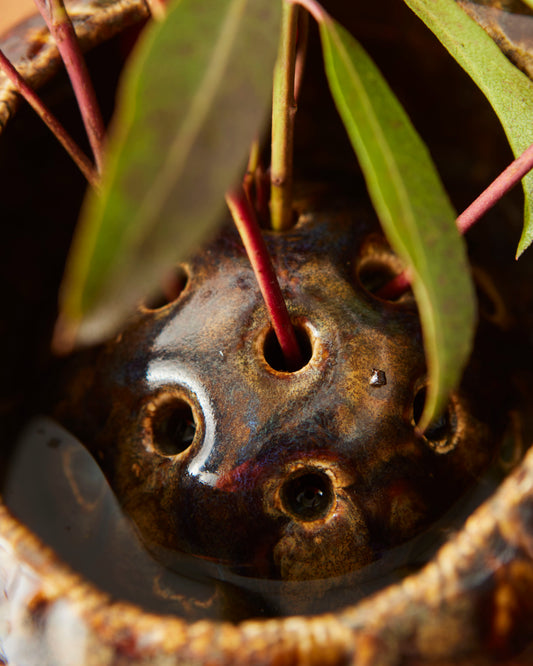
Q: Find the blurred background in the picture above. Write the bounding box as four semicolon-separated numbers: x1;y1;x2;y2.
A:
1;0;37;34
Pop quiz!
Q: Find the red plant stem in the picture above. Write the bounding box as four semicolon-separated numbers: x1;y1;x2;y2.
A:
0;49;98;187
456;141;533;234
375;269;412;300
377;142;533;299
242;140;271;226
226;186;303;371
34;0;106;173
255;166;271;226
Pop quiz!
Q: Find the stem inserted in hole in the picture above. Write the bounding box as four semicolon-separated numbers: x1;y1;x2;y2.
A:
226;186;303;371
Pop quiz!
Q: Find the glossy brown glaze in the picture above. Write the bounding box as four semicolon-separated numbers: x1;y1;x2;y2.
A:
55;205;508;587
1;1;533;664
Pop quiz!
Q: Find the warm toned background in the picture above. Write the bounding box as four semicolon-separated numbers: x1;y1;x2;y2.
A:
1;0;38;35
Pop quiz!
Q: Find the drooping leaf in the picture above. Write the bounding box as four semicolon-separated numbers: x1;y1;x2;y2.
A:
404;0;533;257
317;13;475;431
57;0;281;347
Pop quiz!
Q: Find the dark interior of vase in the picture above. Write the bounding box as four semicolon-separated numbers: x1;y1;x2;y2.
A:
1;0;533;623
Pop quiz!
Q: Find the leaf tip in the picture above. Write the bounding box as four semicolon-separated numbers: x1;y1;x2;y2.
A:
415;382;447;437
515;239;531;260
51;312;79;357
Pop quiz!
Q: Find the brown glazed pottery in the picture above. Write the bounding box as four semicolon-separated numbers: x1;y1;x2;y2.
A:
1;1;533;664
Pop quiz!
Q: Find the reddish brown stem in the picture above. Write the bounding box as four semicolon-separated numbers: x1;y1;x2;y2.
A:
0;49;98;187
375;269;412;300
378;141;533;300
255;166;271;226
242;140;271;227
34;0;106;173
226;186;303;371
456;142;533;234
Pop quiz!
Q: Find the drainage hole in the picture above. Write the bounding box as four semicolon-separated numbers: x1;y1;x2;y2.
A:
151;399;197;456
263;325;313;372
281;471;334;522
472;267;510;327
143;266;188;311
358;258;412;303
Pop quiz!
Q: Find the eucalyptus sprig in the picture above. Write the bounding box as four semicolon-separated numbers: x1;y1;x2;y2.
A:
55;0;282;350
33;0;106;172
5;0;531;428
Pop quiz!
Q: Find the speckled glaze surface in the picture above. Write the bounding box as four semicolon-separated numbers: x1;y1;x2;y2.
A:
2;1;533;664
54;207;508;589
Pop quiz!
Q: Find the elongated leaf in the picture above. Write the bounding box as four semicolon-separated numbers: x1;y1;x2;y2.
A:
404;0;533;257
318;15;475;431
58;0;281;347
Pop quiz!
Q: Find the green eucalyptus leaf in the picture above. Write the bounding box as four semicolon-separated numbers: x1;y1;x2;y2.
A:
404;0;533;257
58;0;281;347
318;15;475;431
